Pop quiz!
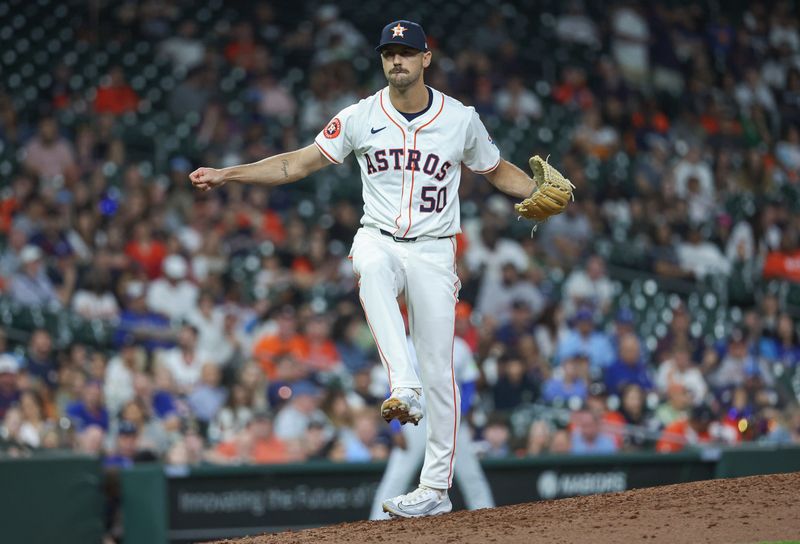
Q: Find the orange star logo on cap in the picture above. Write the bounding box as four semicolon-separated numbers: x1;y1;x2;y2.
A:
391;24;407;38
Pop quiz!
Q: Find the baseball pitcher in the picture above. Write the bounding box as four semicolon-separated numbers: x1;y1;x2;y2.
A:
190;19;573;518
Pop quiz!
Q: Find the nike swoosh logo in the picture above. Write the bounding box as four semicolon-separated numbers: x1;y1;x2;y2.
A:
371;126;387;134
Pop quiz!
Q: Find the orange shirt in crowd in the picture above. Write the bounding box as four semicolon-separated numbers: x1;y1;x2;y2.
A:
125;240;168;280
261;211;286;244
252;334;309;379
94;85;139;115
304;340;340;372
762;250;800;283
215;437;289;464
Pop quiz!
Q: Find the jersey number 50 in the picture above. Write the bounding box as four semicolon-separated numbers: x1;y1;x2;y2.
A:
419;186;446;213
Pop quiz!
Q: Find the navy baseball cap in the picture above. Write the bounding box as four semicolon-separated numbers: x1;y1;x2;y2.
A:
376;20;428;52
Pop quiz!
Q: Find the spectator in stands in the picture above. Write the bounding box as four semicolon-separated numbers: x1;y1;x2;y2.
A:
168;66;213;121
118;398;170;455
761;313;800;370
542;351;588;405
338;409;389;462
104;420;139;469
555;1;600;48
249;73;297;121
71;268;120;321
555;308;615;371
75;425;106;457
604;333;653;396
656;344;708;406
93;66;139;115
252;306;309;380
573;107;620;161
553;66;594;110
654;382;692;427
187;363;228;426
66;379;109;432
273;380;327;441
104;338;143;415
495;76;542;123
465;215;528;293
677;225;732;279
570;410;618;454
155;324;212;394
302;313;342;375
656;404;738;453
525;420;554;456
707;329;763;391
208;383;255;444
158;20;205;75
115;281;174;351
495;299;540;348
479;416;512;459
673;148;715;205
23;328;58;390
189;291;235;367
125;222;167;281
9;245;64;309
0;227;28;281
477;262;545;326
649;222;694;281
538;202;593;267
146;254;199;322
209;409;289;465
562;254;614;318
0;354;20;419
763;230;800;283
22;116;78;184
492;355;540;411
617;384;654;450
550;429;573;453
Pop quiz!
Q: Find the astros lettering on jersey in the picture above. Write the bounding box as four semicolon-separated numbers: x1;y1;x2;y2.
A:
314;86;500;239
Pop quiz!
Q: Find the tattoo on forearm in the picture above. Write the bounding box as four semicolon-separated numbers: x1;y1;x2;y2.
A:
281;160;289;180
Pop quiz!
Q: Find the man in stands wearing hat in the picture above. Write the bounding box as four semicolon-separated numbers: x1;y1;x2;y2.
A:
9;245;63;308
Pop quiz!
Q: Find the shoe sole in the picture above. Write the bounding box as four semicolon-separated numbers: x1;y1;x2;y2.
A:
380;398;422;425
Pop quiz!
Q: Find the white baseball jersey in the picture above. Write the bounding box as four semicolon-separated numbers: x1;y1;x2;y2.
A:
314;86;501;238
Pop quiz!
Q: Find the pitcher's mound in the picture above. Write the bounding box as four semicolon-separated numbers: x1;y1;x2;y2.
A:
210;471;800;544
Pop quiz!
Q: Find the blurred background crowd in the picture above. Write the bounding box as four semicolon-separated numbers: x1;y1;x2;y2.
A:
1;0;800;475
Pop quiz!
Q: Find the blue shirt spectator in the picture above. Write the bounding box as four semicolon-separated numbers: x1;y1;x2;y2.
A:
66;380;110;431
570;411;618;455
187;364;228;422
604;334;654;396
555;308;615;371
116;281;175;351
542;353;589;405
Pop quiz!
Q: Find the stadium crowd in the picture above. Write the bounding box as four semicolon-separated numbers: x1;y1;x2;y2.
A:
1;0;800;474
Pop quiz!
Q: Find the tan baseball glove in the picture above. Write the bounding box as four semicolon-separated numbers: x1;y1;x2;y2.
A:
514;155;575;223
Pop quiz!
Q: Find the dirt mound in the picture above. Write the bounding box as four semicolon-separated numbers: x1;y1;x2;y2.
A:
209;472;800;544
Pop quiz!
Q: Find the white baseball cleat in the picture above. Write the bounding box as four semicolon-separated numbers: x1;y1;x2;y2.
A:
382;486;452;518
380;387;423;425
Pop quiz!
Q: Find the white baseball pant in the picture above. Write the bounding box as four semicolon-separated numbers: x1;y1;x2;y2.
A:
369;420;496;519
350;226;461;490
